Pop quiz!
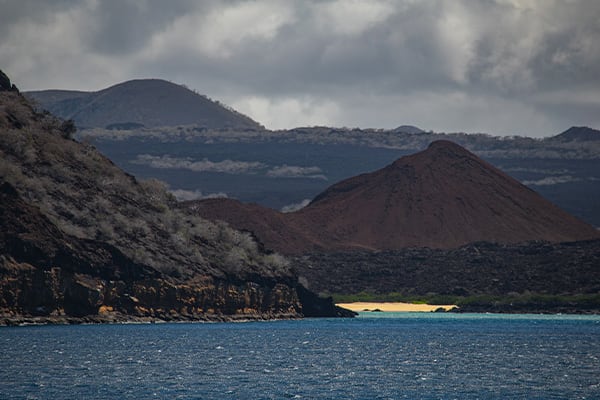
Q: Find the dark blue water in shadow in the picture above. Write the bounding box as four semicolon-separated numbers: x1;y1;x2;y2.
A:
1;313;599;399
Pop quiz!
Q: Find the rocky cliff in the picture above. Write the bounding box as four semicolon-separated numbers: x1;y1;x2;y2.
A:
0;71;352;324
0;180;307;323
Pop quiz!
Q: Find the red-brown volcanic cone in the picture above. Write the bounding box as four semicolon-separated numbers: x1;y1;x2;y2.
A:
186;141;600;254
294;140;599;249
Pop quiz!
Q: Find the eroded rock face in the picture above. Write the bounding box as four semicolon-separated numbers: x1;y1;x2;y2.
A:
0;260;305;322
0;259;353;323
0;180;352;323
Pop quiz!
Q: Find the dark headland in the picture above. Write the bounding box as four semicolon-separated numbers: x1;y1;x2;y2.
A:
0;70;353;325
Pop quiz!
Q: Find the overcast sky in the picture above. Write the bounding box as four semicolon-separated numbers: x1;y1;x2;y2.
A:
1;0;599;137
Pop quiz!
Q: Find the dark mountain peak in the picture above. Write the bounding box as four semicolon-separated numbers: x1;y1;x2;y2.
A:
25;79;263;130
419;139;475;160
97;78;192;96
392;125;424;134
427;139;466;151
552;126;600;142
390;140;479;171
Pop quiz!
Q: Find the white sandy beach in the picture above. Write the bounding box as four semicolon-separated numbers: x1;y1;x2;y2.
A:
336;302;457;312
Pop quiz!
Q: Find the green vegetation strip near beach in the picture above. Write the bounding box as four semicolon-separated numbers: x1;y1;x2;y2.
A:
331;292;600;312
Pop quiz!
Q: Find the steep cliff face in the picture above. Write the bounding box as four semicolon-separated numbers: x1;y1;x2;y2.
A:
0;176;317;324
0;71;352;324
0;261;306;323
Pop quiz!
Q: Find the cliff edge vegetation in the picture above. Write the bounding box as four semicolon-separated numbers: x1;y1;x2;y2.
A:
0;71;352;324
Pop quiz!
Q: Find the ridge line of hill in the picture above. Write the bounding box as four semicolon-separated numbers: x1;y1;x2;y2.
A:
185;140;600;255
25;79;263;130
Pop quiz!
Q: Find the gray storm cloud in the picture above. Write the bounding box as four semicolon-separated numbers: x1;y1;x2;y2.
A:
1;0;599;136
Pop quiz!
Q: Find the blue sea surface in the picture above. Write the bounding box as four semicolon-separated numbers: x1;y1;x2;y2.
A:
1;313;599;399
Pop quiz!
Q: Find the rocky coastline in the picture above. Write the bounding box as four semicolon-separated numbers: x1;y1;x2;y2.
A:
0;71;354;325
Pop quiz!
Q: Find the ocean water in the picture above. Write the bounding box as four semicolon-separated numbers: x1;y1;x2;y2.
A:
1;313;599;399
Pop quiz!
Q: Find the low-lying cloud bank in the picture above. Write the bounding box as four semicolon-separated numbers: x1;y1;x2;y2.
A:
280;199;312;213
169;189;228;201
132;154;265;174
523;175;599;186
132;154;327;180
266;165;327;180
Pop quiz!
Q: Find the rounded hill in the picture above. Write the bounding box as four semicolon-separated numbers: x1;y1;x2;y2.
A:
26;79;262;130
188;140;600;254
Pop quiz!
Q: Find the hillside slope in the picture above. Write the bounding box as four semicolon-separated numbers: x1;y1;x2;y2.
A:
188;141;600;254
549;126;600;142
0;72;348;324
26;79;262;130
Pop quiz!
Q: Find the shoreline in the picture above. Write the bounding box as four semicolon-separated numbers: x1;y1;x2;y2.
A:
0;312;304;327
336;302;457;313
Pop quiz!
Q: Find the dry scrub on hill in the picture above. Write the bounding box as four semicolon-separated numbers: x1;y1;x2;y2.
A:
0;91;290;282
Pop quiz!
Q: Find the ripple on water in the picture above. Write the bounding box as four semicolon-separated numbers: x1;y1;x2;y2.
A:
0;315;599;399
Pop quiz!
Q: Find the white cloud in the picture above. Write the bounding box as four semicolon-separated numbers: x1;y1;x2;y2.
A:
0;1;126;90
312;0;395;36
132;154;328;179
534;89;600;107
522;175;578;186
147;1;294;60
132;154;265;174
280;199;312;213
436;2;477;84
3;0;600;136
327;90;554;135
522;175;599;186
230;96;342;130
266;165;327;180
169;189;228;201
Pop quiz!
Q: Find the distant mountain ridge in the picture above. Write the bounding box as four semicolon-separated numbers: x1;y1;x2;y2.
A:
79;120;600;227
186;140;600;254
26;79;262;130
551;126;600;142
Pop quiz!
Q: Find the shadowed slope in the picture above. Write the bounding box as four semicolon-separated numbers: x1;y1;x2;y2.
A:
26;79;261;130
